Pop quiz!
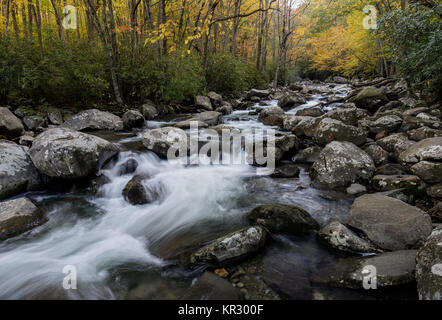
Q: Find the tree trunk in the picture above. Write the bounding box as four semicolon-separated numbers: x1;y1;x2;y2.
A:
50;0;66;46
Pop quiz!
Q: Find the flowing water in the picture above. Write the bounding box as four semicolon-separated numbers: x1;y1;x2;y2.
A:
0;82;399;300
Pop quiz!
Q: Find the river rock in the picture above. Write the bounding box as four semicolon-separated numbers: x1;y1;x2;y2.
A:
270;164;300;178
258;106;285;126
283;116;322;137
318;220;376;253
348;87;388;112
0;140;41;200
369;115;402;133
407;127;442;141
0;107;24;138
62;109;123;131
376;163;408;175
29;128;118;179
278;93;306;110
295;106;324;117
427;183;442;199
47;108;63;125
416;226;442;300
22;115;48;131
398;137;442;164
428;202;442;222
314;118;366;146
190;226;266;267
371;175;422;192
411;161;442;184
400;116;441;132
18;135;34;147
142;127;188;159
215;102;233;115
294;146;322;164
122;175;164;205
141;102;159;120
190;111;223;126
195;95;213;111
347;194;432;250
247;89;270;99
0;197;46;240
322;104;359;126
311;141;375;189
122;110;145;129
363;144;389;166
247;204;319;233
207;92;223;108
314;250;417;289
183;271;241;300
377;133;415;159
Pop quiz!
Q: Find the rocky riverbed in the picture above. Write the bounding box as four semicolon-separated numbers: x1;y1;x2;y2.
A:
0;78;441;300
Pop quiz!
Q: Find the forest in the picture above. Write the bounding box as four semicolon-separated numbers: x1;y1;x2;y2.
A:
0;0;440;110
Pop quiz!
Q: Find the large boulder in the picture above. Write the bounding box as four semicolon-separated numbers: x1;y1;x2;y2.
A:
122;110;145;129
347;194;432;250
142;127;188;158
398;137;442;164
278;93;306;110
22;115;48;131
0;197;46;240
258;106;285;126
377;133;415;159
29;128;118;179
190;226;266;267
295;106;324;117
0;140;41;200
311;141;375;189
318;220;376;253
62;109;123;131
322;104;359;126
411;161;442;184
247;89;270;99
314;118;366;146
369;115;402;134
407;127;442;141
348;86;389;112
0;107;24;138
207;92;223;108
416;226;442;300
190;111;223;126
363;144;389;166
283;116;322;137
314;250;418;289
141;102;159;120
195;95;213;111
247;204;319;233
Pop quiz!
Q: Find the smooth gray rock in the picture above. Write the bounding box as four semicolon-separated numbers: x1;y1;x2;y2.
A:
411;161;442;184
311;141;375;189
346;183;367;195
22;115;47;131
0;197;45;240
364;144;389;166
0;107;24;138
142;127;188;158
318;220;376;253
314;118;366;146
62;109;123;131
347;194;432;250
183;271;241;300
399;137;442;164
190;226;266;267
29;128;118;179
377;133;415;159
195;95;213;111
141;102;159;120
283;116;322;137
0;140;40;200
122;110;145;129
